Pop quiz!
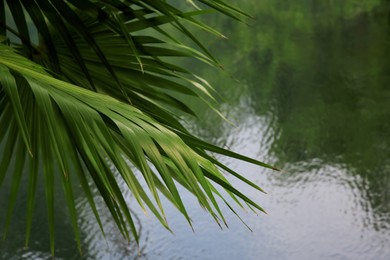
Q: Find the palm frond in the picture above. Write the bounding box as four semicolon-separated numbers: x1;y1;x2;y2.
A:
0;0;275;254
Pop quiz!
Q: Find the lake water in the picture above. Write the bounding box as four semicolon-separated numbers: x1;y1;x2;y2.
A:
1;1;390;259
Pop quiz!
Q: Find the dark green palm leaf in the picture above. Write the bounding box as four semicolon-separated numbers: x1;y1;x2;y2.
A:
0;0;277;254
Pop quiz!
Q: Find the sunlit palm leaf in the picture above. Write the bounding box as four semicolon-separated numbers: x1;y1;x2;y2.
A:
0;0;276;254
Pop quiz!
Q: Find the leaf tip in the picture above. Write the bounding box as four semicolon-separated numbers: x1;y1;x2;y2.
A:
140;62;144;74
28;149;33;158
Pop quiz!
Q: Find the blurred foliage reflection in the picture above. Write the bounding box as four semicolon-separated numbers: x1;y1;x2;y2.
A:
188;0;390;224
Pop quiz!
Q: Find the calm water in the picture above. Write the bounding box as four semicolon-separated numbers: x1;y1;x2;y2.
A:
1;1;390;259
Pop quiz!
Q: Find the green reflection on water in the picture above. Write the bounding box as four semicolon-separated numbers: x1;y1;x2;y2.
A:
194;0;390;224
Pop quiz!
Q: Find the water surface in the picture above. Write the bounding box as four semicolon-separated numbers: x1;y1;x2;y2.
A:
1;1;390;259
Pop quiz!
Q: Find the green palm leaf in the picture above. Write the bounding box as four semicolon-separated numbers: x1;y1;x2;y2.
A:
0;0;277;254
